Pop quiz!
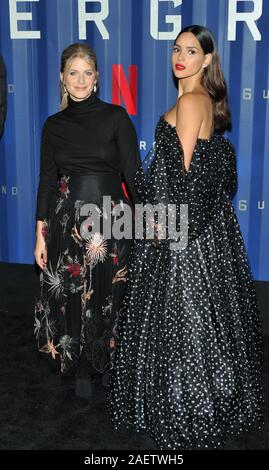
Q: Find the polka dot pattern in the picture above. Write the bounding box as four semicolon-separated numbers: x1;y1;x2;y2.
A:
107;117;264;450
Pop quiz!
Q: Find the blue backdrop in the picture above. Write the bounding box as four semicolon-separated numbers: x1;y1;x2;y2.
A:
0;0;268;280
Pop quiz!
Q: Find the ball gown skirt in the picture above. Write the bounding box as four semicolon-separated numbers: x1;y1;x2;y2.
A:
34;173;132;387
107;118;264;449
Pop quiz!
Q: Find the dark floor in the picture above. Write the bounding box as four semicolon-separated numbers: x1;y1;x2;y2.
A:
0;263;268;450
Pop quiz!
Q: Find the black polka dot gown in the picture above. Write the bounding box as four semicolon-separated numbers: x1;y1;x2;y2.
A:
107;117;264;450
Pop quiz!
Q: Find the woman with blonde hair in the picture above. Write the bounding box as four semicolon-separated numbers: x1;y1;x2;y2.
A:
34;43;140;399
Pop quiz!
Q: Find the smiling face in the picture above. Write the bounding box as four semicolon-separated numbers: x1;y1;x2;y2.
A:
172;32;211;80
61;56;97;101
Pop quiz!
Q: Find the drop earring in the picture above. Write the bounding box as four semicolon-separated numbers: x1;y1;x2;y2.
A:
61;83;69;110
93;84;97;93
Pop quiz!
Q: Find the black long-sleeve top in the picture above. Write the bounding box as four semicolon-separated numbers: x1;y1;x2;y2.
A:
36;93;141;221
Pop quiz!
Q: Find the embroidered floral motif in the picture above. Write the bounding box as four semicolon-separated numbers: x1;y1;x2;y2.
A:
58;176;70;195
35;192;131;377
55;176;70;214
41;220;48;240
66;262;81;278
39;339;60;359
86;233;108;264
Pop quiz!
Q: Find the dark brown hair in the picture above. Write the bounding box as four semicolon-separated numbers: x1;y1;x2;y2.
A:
176;25;231;133
60;43;98;110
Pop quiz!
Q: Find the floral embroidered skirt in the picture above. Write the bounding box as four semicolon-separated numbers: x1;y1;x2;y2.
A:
34;174;132;383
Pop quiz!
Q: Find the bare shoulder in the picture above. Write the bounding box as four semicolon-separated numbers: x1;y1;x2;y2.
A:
177;92;211;113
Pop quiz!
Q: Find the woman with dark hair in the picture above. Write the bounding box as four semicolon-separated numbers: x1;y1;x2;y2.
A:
34;43;140;399
108;26;263;449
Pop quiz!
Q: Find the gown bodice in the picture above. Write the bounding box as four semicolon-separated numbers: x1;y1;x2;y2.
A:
135;117;237;245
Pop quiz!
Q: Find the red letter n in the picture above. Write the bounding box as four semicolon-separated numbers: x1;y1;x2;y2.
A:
112;64;138;115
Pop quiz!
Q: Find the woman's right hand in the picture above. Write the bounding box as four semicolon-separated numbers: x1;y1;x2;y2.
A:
34;236;47;270
34;221;48;270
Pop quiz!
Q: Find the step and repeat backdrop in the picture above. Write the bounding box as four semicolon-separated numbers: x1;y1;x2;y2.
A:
0;0;268;280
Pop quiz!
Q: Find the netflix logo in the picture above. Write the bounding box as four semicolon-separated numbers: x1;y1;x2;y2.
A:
112;64;138;116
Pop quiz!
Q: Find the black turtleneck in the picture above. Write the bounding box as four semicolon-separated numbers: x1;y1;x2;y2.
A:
36;93;141;221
